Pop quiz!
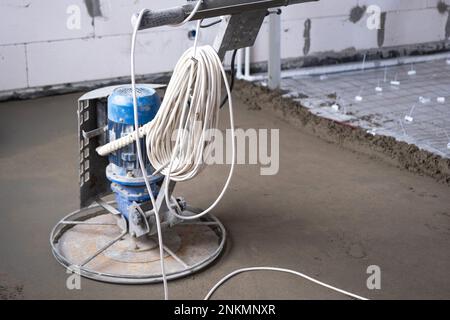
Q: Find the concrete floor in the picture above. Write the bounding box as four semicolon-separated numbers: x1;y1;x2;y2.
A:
0;90;449;299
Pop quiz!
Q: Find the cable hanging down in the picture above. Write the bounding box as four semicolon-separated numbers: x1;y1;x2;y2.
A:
130;4;236;299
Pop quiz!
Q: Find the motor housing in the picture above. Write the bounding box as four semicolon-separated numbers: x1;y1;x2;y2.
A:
106;85;162;218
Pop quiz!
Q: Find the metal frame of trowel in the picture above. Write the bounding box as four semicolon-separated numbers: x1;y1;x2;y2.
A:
78;0;317;222
46;0;319;284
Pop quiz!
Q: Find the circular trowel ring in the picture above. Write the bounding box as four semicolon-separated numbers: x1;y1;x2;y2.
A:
50;202;226;284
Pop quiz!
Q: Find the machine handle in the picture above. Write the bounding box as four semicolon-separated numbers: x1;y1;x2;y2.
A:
132;0;317;30
131;6;189;30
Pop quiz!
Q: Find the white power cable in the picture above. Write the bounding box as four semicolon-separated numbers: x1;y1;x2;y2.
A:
171;0;203;27
204;267;368;300
130;4;367;302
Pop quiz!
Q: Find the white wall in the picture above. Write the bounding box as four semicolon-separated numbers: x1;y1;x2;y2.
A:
0;0;449;94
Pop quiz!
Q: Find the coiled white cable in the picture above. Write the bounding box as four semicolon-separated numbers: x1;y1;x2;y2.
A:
145;46;224;181
144;44;235;221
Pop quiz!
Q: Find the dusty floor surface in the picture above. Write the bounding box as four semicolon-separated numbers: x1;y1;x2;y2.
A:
0;88;449;300
274;58;450;160
236;81;450;185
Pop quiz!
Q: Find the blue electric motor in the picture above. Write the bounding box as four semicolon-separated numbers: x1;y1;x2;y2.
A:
106;85;163;219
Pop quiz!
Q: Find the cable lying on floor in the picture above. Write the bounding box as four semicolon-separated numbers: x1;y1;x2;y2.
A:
205;267;368;300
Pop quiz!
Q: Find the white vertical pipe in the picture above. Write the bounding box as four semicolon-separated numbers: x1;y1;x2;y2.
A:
268;10;281;89
245;47;251;78
236;48;243;79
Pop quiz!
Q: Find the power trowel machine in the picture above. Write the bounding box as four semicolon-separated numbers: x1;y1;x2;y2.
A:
50;0;314;284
